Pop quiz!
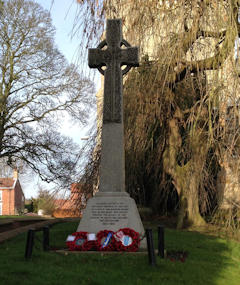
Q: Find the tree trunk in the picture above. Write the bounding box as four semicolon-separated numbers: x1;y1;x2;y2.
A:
163;117;206;229
176;169;205;229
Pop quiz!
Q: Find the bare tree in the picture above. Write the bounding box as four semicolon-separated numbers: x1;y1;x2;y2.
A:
0;0;95;186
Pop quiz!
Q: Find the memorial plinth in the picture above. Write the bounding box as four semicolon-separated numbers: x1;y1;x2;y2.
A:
77;192;145;240
77;19;146;248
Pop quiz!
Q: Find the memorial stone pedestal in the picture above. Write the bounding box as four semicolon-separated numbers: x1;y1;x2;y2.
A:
77;192;146;248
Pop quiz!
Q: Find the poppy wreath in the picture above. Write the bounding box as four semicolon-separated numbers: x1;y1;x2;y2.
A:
66;231;88;251
96;230;116;251
82;239;98;251
114;228;140;252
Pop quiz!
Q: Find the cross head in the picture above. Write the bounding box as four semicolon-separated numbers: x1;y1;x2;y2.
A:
88;19;139;123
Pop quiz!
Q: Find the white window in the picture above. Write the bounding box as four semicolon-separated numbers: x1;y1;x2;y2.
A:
0;190;2;201
0;202;2;215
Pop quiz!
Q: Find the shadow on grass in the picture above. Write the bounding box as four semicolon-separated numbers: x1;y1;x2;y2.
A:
0;221;239;285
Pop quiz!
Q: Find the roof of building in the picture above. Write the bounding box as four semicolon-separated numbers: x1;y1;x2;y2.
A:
71;183;81;193
70;182;91;193
54;199;80;210
0;178;16;188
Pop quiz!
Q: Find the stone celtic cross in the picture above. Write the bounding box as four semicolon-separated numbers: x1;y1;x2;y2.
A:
88;19;139;193
88;19;139;123
77;20;145;248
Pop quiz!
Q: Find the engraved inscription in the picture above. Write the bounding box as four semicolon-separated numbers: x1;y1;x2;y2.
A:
90;202;129;226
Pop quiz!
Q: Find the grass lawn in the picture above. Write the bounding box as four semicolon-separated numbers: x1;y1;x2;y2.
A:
0;215;49;225
0;221;239;285
0;215;46;220
0;216;23;219
0;215;30;221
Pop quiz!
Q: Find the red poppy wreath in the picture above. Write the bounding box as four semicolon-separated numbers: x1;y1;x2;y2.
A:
66;231;88;251
96;230;116;251
82;233;98;251
114;228;140;252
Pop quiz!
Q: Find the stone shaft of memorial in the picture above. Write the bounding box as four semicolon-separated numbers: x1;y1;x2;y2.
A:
88;19;139;193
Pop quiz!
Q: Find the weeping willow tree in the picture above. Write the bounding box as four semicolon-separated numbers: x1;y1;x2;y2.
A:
75;0;240;230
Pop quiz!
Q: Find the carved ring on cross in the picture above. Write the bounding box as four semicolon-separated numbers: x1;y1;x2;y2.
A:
97;39;132;76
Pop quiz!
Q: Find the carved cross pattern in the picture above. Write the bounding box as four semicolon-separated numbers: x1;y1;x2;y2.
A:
88;19;139;123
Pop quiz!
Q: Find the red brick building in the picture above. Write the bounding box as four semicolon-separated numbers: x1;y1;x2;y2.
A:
0;170;25;215
53;183;90;218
